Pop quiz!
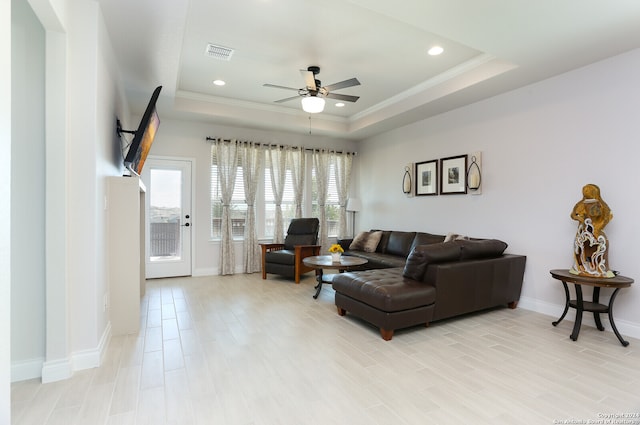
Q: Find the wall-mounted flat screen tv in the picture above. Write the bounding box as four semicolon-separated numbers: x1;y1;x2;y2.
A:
124;85;162;176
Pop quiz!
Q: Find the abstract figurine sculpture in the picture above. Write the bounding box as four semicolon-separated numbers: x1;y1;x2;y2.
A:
570;184;614;278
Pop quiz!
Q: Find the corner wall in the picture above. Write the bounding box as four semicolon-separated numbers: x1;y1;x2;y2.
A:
357;48;640;339
1;0;13;420
10;0;46;383
10;0;130;383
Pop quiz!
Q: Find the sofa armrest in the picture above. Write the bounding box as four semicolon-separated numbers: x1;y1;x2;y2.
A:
260;243;285;254
294;245;321;283
260;243;285;280
424;255;526;321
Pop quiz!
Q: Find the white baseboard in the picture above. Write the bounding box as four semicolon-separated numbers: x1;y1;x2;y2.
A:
11;357;44;382
518;296;566;318
192;267;216;277
17;322;112;384
41;358;72;383
518;296;640;341
73;321;111;371
192;267;247;276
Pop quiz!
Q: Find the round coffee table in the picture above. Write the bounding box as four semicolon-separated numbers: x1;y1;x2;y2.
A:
303;255;368;299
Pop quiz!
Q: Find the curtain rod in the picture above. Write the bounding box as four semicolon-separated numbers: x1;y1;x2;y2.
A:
205;137;356;156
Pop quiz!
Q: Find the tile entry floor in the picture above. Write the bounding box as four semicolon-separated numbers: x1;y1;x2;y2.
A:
11;273;640;425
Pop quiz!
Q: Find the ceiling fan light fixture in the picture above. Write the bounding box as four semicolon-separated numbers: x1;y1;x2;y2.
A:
301;96;325;113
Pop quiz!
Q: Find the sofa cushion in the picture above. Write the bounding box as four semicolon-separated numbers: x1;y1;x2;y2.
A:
385;231;416;257
284;234;316;249
264;249;296;265
403;243;462;281
373;230;392;253
283;218;319;249
410;232;445;252
332;268;436;312
459;239;508;260
349;231;383;252
345;251;407;269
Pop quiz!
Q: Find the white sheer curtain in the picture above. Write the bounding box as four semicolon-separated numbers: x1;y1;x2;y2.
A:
213;139;238;275
334;152;353;239
240;142;264;273
267;146;288;243
288;147;305;218
313;149;331;253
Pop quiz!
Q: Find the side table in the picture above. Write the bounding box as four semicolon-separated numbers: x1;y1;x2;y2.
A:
550;269;633;346
303;255;368;299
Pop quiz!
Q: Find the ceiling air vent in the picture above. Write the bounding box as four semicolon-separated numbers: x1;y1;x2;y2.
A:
205;43;234;61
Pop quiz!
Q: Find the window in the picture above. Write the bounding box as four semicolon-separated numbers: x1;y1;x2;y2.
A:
210;152;246;239
210;144;351;241
311;162;340;238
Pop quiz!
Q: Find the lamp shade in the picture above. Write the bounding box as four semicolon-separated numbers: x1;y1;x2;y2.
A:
346;198;362;212
301;96;325;113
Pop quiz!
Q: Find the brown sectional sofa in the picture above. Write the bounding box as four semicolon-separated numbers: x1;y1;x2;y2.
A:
332;230;526;340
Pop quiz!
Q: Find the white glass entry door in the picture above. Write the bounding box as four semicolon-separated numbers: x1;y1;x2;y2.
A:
142;158;192;278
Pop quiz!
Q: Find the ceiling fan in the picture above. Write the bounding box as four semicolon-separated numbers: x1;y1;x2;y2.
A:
264;66;360;113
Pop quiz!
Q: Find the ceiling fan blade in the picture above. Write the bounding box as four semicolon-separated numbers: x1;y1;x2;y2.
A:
262;84;300;91
300;70;317;90
324;77;360;92
263;83;299;92
326;92;359;103
274;95;301;104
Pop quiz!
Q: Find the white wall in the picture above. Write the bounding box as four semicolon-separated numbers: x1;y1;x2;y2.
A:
51;0;126;377
96;8;130;337
10;0;46;381
357;48;640;339
149;119;357;275
66;0;101;354
1;0;12;419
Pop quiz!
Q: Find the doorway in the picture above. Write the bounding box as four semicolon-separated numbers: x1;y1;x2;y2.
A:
141;157;193;278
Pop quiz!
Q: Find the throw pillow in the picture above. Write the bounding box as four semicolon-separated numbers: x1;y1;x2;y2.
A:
403;243;462;281
444;232;469;243
403;247;430;281
349;230;383;252
349;231;370;251
363;230;382;252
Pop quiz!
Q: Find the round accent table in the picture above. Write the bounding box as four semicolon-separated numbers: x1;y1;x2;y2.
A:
549;269;634;346
303;255;368;299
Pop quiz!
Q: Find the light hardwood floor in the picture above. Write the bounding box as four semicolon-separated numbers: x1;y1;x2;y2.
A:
11;273;640;425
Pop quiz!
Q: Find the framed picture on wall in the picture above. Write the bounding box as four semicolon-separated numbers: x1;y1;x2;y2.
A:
415;160;438;196
440;155;467;194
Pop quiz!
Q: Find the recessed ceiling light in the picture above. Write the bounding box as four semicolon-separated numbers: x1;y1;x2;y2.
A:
213;79;226;86
335;102;345;107
428;46;444;56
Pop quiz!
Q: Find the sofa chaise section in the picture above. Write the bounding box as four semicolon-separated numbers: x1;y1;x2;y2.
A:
332;237;526;340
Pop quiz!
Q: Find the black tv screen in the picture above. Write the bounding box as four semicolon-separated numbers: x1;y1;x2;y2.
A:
124;85;162;175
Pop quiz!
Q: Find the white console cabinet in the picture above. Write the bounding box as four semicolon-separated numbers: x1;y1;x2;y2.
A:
107;176;146;335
